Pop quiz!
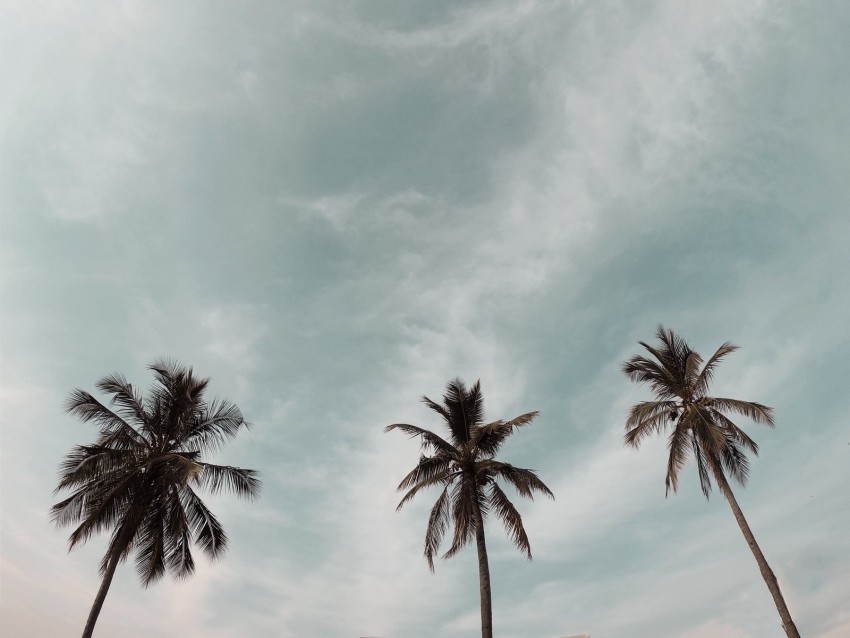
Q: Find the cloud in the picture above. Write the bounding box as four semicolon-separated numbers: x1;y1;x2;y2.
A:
3;1;848;637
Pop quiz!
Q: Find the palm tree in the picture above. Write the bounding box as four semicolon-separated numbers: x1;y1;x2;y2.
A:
622;326;800;638
386;378;553;638
51;360;261;638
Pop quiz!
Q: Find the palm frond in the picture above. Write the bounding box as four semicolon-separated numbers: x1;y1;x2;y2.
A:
396;454;454;492
421;396;452;426
710;398;775;426
50;486;90;528
67;470;142;551
691;434;713;499
696;342;738;394
622;353;680;399
396;470;460;511
194;463;261;500
624;400;678;446
54;445;136;492
441;378;484;445
720;440;750;487
96;373;149;428
489;483;532;558
65;390;149;449
134;503;168;587
97;498;150;574
487;462;554;500
384;423;458;458
470;420;511;459
473;411;541;459
424;487;451;572
185;400;246;454
664;425;691;496
684;351;704;392
690;406;727;455
503;411;539;429
443;481;476;559
181;486;228;559
711;411;760;455
160;489;194;579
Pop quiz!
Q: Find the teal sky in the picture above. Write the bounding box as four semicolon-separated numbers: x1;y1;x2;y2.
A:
2;1;849;637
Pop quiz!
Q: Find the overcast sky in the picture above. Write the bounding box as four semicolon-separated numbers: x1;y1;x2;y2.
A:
2;1;849;637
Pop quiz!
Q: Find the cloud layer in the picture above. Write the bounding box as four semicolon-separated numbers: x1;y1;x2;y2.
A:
2;1;848;637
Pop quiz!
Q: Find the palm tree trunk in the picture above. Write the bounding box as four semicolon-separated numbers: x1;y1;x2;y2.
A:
81;550;121;638
473;500;493;638
711;466;801;638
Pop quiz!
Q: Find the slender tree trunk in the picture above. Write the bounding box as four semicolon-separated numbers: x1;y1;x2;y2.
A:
81;550;121;638
711;467;801;638
473;500;493;638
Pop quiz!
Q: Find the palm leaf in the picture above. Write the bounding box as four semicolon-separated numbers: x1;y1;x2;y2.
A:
181;486;228;559
384;423;458;458
696;342;738;394
710;398;775;426
664;425;691;495
396;454;454;492
194;463;261;499
487;462;554;500
489;483;532;558
396;469;459;511
424;487;451;572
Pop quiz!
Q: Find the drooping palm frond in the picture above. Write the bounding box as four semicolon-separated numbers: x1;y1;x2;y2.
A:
180;485;228;559
396;468;458;511
424;487;451;572
690;432;713;498
622;355;675;397
194;462;261;499
396;454;454;492
384;422;459;457
720;439;751;487
710;398;775;426
443;480;478;560
489;483;532;558
134;499;168;587
664;425;690;495
624;400;678;447
712;411;760;455
484;461;554;501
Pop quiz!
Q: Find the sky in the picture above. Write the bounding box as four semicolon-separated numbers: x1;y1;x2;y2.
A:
1;1;849;637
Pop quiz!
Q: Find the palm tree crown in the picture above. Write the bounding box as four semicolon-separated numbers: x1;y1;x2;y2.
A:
52;360;261;636
386;378;553;570
622;325;774;496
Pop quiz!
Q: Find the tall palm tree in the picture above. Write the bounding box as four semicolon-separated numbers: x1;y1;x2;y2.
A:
386;378;553;638
51;360;261;638
622;326;800;638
